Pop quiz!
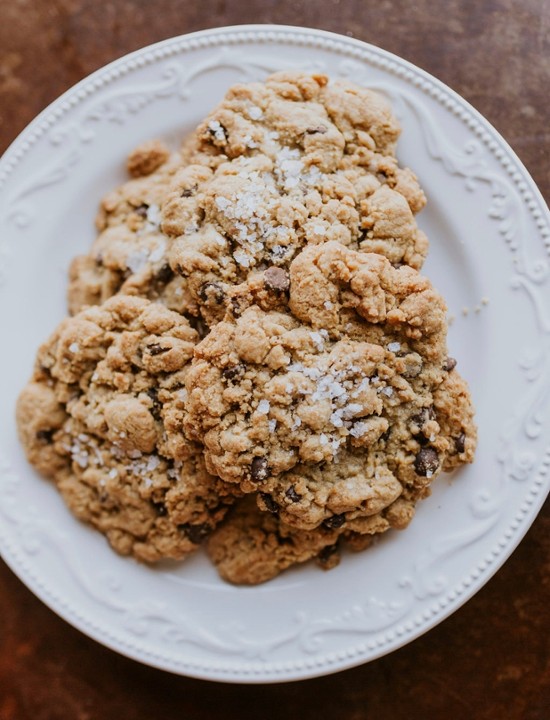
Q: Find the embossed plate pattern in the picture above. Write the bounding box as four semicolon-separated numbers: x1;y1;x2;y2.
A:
0;25;549;683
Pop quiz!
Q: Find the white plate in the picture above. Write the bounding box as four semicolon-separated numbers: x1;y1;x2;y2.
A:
1;25;549;684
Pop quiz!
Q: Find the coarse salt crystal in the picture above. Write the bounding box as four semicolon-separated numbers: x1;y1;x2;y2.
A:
248;105;263;120
381;387;394;397
349;422;368;438
215;196;231;210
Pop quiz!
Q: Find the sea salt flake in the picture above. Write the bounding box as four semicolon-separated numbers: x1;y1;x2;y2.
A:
248;105;263;120
126;249;149;273
68;342;79;353
208;120;226;141
387;342;401;353
148;238;166;263
381;387;394;397
108;468;118;479
319;433;329;446
268;419;277;432
257;399;270;414
324;301;333;310
330;410;344;428
146;456;160;472
233;249;253;267
215;196;231;210
342;403;363;420
349;422;368;438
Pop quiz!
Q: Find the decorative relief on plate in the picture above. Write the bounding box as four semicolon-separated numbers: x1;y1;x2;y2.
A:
0;29;549;679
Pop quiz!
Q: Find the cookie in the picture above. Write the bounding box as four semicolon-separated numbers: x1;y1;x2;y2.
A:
67;141;201;320
184;241;476;531
207;492;420;585
164;72;428;324
16;295;235;562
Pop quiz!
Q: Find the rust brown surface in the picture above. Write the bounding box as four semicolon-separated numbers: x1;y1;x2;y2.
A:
1;1;549;718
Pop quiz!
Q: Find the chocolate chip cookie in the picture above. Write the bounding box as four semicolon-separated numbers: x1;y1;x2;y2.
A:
67;141;201;320
16;295;235;562
184;242;476;531
164;72;428;324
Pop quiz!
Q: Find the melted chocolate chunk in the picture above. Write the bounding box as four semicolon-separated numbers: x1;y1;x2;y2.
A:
414;447;440;476
199;282;226;305
180;185;197;198
147;343;169;356
179;523;211;544
259;492;279;514
151;500;167;516
155;264;174;284
263;266;290;292
222;363;246;382
454;433;466;454
134;203;149;218
250;456;269;482
36;429;54;442
323;513;346;530
146;387;162;420
443;357;457;372
285;485;302;503
317;543;339;567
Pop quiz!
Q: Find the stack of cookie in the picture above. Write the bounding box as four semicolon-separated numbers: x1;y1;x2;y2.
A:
17;72;476;584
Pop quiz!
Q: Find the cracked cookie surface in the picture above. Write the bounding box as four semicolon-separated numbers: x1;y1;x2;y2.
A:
67;141;200;320
164;72;428;324
16;295;235;562
184;242;476;531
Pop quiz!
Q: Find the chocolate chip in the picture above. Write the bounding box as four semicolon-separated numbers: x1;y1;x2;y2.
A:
146;387;162;420
222;363;246;381
443;357;457;372
263;267;290;292
151;500;167;516
305;125;327;134
250;456;269;482
180;185;197;198
199;281;226;304
317;543;339;567
411;407;436;428
179;523;211;544
134;203;149;218
259;492;279;514
285;485;301;503
323;513;346;530
229;296;243;318
155;264;174;284
147;343;169;356
380;427;391;443
414;447;439;476
36;429;54;442
454;433;466;454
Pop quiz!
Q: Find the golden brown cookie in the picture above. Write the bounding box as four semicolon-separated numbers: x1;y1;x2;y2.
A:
184;242;476;531
164;72;428;325
16;295;236;562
